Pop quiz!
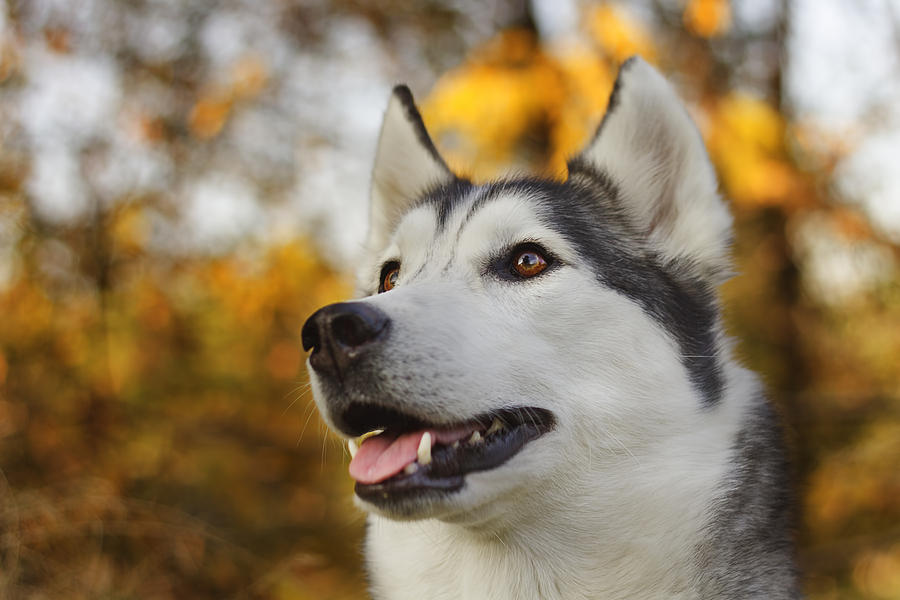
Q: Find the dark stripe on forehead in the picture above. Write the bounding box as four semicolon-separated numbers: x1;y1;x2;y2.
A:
489;169;724;407
417;178;475;232
417;178;518;238
455;181;522;238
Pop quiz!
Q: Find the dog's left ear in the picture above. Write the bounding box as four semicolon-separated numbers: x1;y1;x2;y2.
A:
368;85;454;250
571;57;732;283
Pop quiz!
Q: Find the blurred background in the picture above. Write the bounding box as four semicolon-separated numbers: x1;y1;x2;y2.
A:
1;0;899;598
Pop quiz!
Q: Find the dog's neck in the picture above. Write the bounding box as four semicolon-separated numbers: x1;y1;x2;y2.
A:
363;415;737;600
362;367;799;600
365;473;712;600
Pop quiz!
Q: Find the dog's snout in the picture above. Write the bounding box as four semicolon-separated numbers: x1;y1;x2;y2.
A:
302;302;390;377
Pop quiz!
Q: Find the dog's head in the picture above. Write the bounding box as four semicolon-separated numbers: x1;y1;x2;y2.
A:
302;57;733;523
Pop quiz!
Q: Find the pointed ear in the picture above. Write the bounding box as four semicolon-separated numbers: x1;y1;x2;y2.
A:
571;57;732;283
368;85;454;250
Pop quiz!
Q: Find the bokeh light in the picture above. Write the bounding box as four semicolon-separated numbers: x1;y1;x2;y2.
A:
1;1;898;598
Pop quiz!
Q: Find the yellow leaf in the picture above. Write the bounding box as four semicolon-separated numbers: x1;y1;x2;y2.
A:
422;30;566;180
705;93;802;206
189;95;232;139
111;205;148;253
587;4;658;63
684;0;732;38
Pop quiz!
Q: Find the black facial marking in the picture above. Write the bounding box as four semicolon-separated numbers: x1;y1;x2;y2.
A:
417;178;475;232
458;182;512;232
478;170;724;407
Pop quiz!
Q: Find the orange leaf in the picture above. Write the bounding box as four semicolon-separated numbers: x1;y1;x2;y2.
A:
189;96;232;139
684;0;732;38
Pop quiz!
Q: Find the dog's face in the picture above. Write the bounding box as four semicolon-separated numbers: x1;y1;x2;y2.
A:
303;58;733;524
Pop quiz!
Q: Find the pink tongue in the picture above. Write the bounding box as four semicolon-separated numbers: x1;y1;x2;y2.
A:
348;427;475;485
349;431;425;484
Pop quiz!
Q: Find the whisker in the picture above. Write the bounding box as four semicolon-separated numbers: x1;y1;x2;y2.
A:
320;422;329;472
282;383;312;416
281;380;311;401
296;400;319;447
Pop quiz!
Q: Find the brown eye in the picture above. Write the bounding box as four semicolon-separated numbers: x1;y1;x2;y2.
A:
379;263;400;292
513;249;548;278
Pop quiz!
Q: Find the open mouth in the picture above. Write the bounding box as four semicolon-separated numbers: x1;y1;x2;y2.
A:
341;404;555;504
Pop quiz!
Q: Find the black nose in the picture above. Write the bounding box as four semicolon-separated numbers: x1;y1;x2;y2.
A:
301;302;390;377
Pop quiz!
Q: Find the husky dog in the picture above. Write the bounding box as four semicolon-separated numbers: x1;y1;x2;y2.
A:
302;57;801;599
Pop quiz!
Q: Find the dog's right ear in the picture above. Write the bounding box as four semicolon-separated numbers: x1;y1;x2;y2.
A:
368;85;453;250
570;57;732;284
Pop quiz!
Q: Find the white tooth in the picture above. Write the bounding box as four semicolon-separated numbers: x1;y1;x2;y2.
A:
486;419;503;435
404;463;419;475
469;431;482;444
348;439;358;458
452;441;460;449
417;432;432;465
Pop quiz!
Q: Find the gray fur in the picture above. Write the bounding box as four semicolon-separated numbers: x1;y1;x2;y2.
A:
694;400;802;598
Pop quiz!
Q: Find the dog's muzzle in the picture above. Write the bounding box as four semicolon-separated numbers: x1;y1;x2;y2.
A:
301;301;391;379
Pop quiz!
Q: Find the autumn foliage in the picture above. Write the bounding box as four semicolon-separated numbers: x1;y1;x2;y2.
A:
1;2;899;599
